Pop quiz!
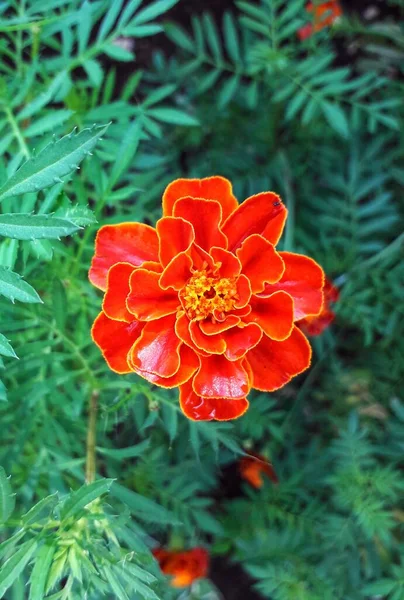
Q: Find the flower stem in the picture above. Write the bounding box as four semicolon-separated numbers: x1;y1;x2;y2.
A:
85;390;99;484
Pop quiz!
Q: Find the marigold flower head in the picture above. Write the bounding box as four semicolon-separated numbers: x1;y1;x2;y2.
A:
240;452;278;489
298;0;342;40
299;277;339;336
153;547;208;588
89;176;325;421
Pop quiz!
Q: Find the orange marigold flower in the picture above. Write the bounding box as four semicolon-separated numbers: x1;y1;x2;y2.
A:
298;277;339;336
153;547;209;588
240;452;278;489
298;0;342;40
89;176;325;421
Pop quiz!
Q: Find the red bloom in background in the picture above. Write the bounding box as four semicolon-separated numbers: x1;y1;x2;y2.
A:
153;547;208;588
240;452;278;489
299;278;339;336
298;1;342;40
90;177;325;421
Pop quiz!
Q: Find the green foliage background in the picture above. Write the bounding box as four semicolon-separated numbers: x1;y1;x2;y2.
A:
0;0;403;598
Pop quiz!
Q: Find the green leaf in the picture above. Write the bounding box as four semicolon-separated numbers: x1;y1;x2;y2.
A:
97;0;125;41
24;110;74;138
0;267;42;304
322;101;350;138
0;214;80;240
0;124;110;203
103;43;135;62
21;494;58;526
61;479;114;520
131;0;179;26
148;107;199;126
108;118;143;189
0;467;15;523
111;484;178;524
203;13;222;62
97;439;150;459
0;333;18;359
55;205;96;227
362;579;396;595
0;539;38;598
164;22;194;52
29;543;56;600
223;12;240;63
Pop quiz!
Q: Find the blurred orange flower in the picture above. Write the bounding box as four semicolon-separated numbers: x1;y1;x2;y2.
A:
298;1;342;40
299;278;339;336
90;176;325;421
240;452;278;489
153;547;208;588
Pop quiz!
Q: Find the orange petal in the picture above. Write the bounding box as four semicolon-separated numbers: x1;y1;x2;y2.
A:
173;197;227;251
234;274;251;308
89;223;158;290
246;326;311;392
131;344;199;388
223;323;263;361
159;252;193;291
156;216;194;267
193;355;250;399
236;234;285;292
129;314;181;377
163;176;238;222
175;312;210;357
102;262;135;322
190;244;216;272
222;192;287;251
140;261;163;273
210;247;241;278
91;312;143;374
298;309;336;337
263;252;324;320
189;321;226;355
179;381;249;421
246;291;294;341
199;315;240;335
127;269;179;321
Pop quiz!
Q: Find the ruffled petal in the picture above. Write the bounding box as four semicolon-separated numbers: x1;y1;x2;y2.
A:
175;311;209;357
189;320;226;355
263;252;324;320
246;291;294;341
102;262;135;322
236;234;285;292
193;355;250;399
131;344;199;388
234;274;252;308
223;323;263;361
159;252;193;291
89;223;159;290
199;315;240;335
127;269;179;321
246;326;311;392
163;176;238;222
179;381;249;421
129;315;181;378
222;192;287;251
210;247;241;278
156;216;194;267
91;312;143;374
173;197;227;251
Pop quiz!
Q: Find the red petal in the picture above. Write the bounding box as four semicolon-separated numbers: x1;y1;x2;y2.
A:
263;252;324;320
89;223;159;290
163;176;238;222
234;274;251;308
223;323;263;361
173;197;227;251
175;311;210;357
179;381;249;421
193;355;250;399
91;312;143;374
156;216;194;267
189;320;226;355
236;234;285;293
129;315;181;377
199;315;240;335
246;291;294;341
299;309;335;337
222;192;287;251
131;344;199;388
102;262;135;322
140;261;162;273
246;326;311;392
127;269;179;321
159;252;193;291
210;247;241;278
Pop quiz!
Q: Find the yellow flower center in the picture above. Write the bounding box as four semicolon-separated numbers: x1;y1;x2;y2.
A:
182;268;238;321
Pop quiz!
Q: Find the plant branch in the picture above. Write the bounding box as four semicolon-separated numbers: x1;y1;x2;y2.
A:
85;389;99;484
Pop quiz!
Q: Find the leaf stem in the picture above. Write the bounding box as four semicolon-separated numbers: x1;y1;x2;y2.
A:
4;106;30;158
85;390;99;484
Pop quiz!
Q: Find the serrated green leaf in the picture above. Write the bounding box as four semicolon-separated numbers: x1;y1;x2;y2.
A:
0;213;80;240
61;479;114;520
0;124;110;202
29;543;56;600
0;467;15;523
55;205;96;227
0;539;38;598
21;494;58;526
0;267;42;304
0;333;17;359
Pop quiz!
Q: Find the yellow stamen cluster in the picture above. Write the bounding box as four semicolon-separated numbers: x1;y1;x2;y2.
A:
182;268;238;321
